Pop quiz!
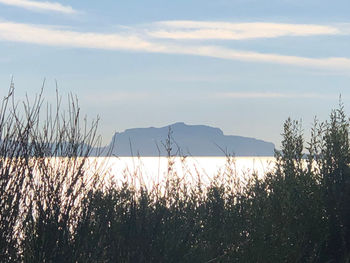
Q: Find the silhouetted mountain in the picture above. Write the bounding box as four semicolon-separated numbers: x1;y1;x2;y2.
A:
102;122;275;156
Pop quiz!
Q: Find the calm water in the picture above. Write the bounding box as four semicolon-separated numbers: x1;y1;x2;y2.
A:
94;156;276;189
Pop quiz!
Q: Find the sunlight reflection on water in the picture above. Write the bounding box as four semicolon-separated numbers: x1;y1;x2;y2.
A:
94;156;276;189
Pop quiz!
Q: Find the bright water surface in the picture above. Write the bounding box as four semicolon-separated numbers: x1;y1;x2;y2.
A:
96;157;276;189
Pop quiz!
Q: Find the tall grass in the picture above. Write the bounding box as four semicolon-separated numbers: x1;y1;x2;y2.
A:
0;87;349;262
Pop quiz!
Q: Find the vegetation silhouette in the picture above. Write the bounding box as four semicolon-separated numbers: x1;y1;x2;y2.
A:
0;87;349;262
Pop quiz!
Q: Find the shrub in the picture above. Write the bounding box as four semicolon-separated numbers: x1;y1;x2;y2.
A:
0;86;349;262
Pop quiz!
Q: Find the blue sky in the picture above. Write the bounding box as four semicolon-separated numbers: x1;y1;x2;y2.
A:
0;0;349;147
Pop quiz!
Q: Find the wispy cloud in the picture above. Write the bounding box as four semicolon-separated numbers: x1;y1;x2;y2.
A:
0;21;350;71
215;92;332;99
148;21;342;40
0;22;161;51
0;0;77;14
84;91;151;104
173;45;350;70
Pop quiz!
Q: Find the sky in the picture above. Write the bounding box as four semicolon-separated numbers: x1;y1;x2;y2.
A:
0;0;349;148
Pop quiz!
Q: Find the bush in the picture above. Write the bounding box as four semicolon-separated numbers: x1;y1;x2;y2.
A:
0;87;349;262
0;86;101;262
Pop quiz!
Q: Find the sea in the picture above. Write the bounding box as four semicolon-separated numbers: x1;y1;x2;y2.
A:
92;156;276;189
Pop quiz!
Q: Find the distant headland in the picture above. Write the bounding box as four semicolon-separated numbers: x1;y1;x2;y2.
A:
99;122;275;157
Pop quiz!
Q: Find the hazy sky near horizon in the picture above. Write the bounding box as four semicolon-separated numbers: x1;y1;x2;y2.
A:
0;0;349;147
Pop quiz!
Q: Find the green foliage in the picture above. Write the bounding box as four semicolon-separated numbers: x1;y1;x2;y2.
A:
0;88;350;262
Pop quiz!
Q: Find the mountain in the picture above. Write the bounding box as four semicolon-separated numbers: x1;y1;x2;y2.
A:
101;122;275;157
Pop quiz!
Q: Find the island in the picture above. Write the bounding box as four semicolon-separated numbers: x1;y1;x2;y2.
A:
101;122;275;156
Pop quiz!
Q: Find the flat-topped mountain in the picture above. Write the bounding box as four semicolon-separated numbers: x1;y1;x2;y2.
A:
104;122;275;156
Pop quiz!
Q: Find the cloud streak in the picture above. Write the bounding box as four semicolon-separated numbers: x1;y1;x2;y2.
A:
0;21;349;71
215;92;332;99
149;21;342;40
172;45;350;70
0;0;77;14
0;22;161;51
84;91;151;103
